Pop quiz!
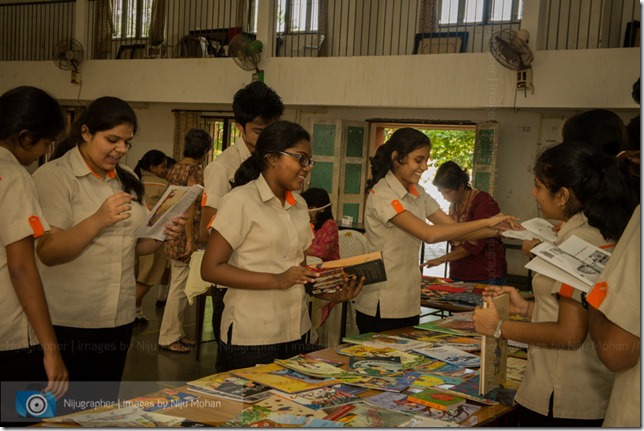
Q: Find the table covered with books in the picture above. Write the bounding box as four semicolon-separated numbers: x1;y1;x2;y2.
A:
40;314;529;428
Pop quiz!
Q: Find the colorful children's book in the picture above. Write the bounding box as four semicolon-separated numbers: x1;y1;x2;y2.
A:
269;384;361;410
186;372;271;403
362;392;479;425
127;388;199;412
479;293;509;395
305;251;387;293
342;332;430;351
245;413;344;427
221;395;329;427
413;345;481;368
274;354;347;378
336;343;429;369
406;388;466;411
231;363;340;393
321;401;415;427
337;371;420;392
348;355;403;376
415;315;479;336
268;367;340;385
413;358;479;379
450;377;520;406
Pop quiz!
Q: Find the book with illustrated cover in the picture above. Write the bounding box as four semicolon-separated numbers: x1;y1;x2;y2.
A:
501;217;558;243
526;234;611;293
414;359;479;379
305;251;386;294
415;318;478;337
231;363;340;393
479;294;509;395
336;344;429;369
337;371;420;392
220;397;326;427
321;401;415;427
413;345;480;368
269;385;361;410
407;388;466;411
245;413;344;427
127;388;199;412
362;392;479;425
186;372;271;403
274;354;347;378
132;184;203;240
342;332;431;351
348;356;402;376
268;367;340;385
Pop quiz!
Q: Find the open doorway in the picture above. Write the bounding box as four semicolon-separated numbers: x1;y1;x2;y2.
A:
376;124;477;277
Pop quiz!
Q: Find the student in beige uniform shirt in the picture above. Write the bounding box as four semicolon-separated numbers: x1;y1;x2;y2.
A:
587;197;640;428
0;86;68;424
201;121;364;371
199;81;283;369
33;97;184;406
358;128;517;335
473;142;639;426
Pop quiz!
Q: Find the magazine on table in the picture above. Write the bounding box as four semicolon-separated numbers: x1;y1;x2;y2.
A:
525;234;611;293
501;217;558;243
132;184;203;240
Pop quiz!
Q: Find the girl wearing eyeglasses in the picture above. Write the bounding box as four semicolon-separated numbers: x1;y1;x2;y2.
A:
357;127;518;335
201;120;364;371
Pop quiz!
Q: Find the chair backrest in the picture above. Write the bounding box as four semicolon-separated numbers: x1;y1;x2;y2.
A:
338;229;368;258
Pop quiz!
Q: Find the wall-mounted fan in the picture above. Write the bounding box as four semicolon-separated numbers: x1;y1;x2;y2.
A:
489;29;534;93
53;38;84;84
229;34;264;82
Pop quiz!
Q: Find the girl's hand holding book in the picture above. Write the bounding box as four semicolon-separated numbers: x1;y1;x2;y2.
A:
315;275;365;303
276;266;319;289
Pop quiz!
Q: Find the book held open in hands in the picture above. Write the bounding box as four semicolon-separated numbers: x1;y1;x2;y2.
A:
525;234;611;293
501;217;558;243
132;184;203;240
305;251;387;294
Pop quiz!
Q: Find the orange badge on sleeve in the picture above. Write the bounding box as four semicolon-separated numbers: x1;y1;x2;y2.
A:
29;215;45;238
586;281;608;308
391;199;405;214
558;283;574;299
201;192;207;207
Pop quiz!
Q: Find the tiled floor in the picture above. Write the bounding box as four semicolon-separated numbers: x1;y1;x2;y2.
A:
118;285;443;400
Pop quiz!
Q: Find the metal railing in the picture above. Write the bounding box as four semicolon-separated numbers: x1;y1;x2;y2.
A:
0;0;640;62
0;1;75;61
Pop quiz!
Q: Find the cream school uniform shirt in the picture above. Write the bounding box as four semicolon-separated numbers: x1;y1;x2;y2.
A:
33;147;148;329
358;171;440;318
0;147;51;351
211;174;313;345
587;205;640;427
514;212;615;420
202;137;250;210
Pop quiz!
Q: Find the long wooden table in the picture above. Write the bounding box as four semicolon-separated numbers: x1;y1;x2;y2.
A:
150;326;517;427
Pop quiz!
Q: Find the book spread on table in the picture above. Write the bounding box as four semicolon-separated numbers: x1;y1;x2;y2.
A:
231;363;340;393
132;184;203;240
342;332;431;351
501;217;558;243
412;345;481;368
348;356;403;376
186;372;271;403
269;384;362;410
407;387;466;411
525;234;611;293
305;251;386;294
479;294;509;395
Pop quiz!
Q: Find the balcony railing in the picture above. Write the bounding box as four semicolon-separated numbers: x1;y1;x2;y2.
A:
0;0;640;62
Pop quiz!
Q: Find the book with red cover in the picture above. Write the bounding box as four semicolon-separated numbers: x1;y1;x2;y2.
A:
407;388;466;411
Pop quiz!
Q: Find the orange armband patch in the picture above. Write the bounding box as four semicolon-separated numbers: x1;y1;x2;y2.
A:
29;215;45;238
201;192;207;207
391;199;405;214
586;281;608;308
558;283;574;299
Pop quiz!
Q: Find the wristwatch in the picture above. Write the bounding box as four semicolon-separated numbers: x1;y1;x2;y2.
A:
493;319;504;339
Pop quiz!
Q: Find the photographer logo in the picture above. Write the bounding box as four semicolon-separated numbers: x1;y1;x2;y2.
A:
15;391;56;418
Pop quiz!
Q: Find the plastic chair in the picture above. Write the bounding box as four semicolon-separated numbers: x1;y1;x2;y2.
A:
337;229;367;340
338;229;368;258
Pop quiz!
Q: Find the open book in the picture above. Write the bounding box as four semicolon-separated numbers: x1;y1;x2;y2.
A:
132;184;203;240
305;251;386;294
525;234;611;293
501;217;558;243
